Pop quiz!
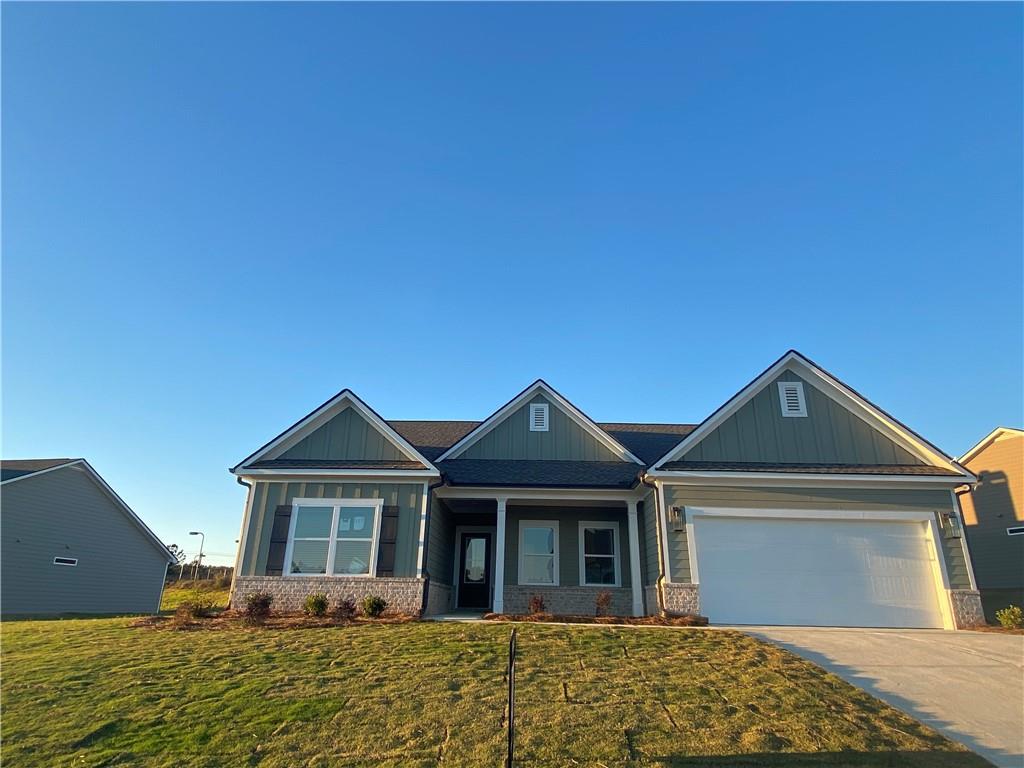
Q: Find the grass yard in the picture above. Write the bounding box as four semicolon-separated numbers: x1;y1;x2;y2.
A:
1;619;987;767
159;584;231;612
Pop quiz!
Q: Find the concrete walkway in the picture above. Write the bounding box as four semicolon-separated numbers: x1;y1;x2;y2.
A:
743;627;1024;768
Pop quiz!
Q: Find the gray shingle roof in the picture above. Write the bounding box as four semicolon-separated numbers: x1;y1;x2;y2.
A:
1;458;79;482
656;461;963;476
439;459;643;488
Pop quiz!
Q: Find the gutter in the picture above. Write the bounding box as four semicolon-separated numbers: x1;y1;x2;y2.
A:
419;474;448;617
640;473;667;616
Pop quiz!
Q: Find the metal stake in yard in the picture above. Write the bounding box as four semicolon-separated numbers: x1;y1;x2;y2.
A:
506;627;517;768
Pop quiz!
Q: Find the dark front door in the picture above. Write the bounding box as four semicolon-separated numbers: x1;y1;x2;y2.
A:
457;532;492;610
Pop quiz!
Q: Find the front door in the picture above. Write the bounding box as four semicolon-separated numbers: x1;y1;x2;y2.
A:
457;532;492;610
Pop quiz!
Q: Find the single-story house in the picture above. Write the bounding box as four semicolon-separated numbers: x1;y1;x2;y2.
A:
229;350;983;629
956;427;1024;621
1;458;174;615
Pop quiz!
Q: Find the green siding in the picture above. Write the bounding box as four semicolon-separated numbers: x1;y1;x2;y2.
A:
425;498;455;585
1;465;168;615
241;480;424;578
459;394;624;461
503;506;632;588
639;491;660;586
682;371;924;465
661;484;972;589
277;407;406;461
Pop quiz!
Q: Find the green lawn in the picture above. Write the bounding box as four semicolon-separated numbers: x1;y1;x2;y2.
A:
159;584;231;612
1;618;986;767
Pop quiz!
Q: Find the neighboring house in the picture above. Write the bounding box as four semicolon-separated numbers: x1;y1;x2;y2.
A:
1;458;174;615
229;350;983;629
957;427;1024;621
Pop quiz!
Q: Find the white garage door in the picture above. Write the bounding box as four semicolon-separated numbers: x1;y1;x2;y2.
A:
694;515;946;628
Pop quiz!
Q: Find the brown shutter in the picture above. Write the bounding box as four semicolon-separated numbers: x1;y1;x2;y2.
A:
375;505;401;577
265;505;292;576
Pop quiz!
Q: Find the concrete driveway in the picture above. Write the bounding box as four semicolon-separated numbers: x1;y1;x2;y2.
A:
743;627;1024;768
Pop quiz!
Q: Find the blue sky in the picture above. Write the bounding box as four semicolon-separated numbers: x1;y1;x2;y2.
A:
3;3;1021;565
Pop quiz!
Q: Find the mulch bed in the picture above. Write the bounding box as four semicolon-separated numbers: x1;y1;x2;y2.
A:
130;611;418;631
482;612;709;626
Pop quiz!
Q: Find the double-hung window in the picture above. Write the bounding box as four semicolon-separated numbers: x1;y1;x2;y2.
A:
579;522;620;586
519;521;559;585
286;498;383;577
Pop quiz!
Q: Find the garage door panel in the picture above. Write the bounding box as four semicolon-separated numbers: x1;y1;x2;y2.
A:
694;516;945;628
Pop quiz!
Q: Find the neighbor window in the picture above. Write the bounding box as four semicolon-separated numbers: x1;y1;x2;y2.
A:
519;521;558;585
579;522;620;586
286;499;382;576
1008;526;1024;537
53;557;78;566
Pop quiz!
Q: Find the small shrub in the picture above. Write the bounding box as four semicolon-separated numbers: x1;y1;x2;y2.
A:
178;590;217;619
244;591;273;624
995;605;1023;629
303;593;329;617
334;597;357;620
594;590;613;617
528;594;546;614
361;595;387;618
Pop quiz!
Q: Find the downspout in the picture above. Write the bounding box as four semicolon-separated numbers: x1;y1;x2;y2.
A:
419;474;447;617
229;476;253;609
640;473;667;616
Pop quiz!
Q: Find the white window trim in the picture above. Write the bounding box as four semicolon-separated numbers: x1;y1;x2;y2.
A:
578;521;621;587
1008;526;1024;536
53;557;78;566
283;497;384;578
529;402;549;432
518;519;560;586
778;381;807;417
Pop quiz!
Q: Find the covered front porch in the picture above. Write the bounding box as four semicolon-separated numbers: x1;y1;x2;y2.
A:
423;488;653;617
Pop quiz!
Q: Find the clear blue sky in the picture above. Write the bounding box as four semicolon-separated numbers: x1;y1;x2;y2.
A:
3;3;1021;565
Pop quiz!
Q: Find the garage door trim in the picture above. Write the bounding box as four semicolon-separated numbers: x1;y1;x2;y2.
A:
683;506;954;629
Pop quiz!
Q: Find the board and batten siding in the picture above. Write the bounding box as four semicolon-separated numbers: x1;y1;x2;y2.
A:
240;481;424;577
502;505;633;588
639;491;659;586
275;406;407;462
682;371;923;466
1;465;169;615
458;394;623;461
661;484;973;590
425;497;455;585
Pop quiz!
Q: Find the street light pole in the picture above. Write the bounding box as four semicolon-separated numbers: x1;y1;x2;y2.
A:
189;531;205;580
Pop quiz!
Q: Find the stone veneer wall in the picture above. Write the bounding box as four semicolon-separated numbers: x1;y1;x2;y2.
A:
230;576;425;615
503;585;634;616
424;582;453;616
662;583;700;616
949;589;985;629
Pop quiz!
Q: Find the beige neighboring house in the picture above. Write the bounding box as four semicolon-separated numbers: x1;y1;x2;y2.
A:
957;427;1024;621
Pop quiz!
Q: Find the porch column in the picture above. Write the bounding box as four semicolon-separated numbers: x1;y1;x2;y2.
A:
627;499;643;617
493;497;507;614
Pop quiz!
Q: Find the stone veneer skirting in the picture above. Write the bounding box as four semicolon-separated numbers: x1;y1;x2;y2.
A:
503;585;635;616
661;583;701;615
949;589;985;629
424;582;453;616
230;576;425;615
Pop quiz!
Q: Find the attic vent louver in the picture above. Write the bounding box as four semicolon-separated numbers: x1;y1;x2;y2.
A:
529;403;549;432
778;381;807;417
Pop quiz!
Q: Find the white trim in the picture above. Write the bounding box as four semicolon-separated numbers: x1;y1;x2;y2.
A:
493;498;507;613
53;556;78;566
577;521;621;587
685;515;700;585
656;481;673;584
436;380;644;464
646;469;970;487
518;519;560;586
283;497;384;578
415;483;429;579
626;501;643;616
435;486;643;502
684;504;956;630
652;351;972;479
239;469;439;479
231;389;439;474
452;525;497;609
949;489;978;590
233;479;256;577
1;459;175;562
158;561;170;614
1007;526;1024;536
777;381;807;417
959;426;1024;465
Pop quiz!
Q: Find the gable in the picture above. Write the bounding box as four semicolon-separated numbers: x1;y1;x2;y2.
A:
458;394;625;461
679;371;925;466
274;406;408;462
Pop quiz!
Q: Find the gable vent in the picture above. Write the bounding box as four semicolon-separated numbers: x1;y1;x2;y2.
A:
777;381;807;417
529;403;549;432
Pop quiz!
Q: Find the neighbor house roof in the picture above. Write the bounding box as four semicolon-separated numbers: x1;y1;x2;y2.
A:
959;427;1024;466
1;458;79;482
